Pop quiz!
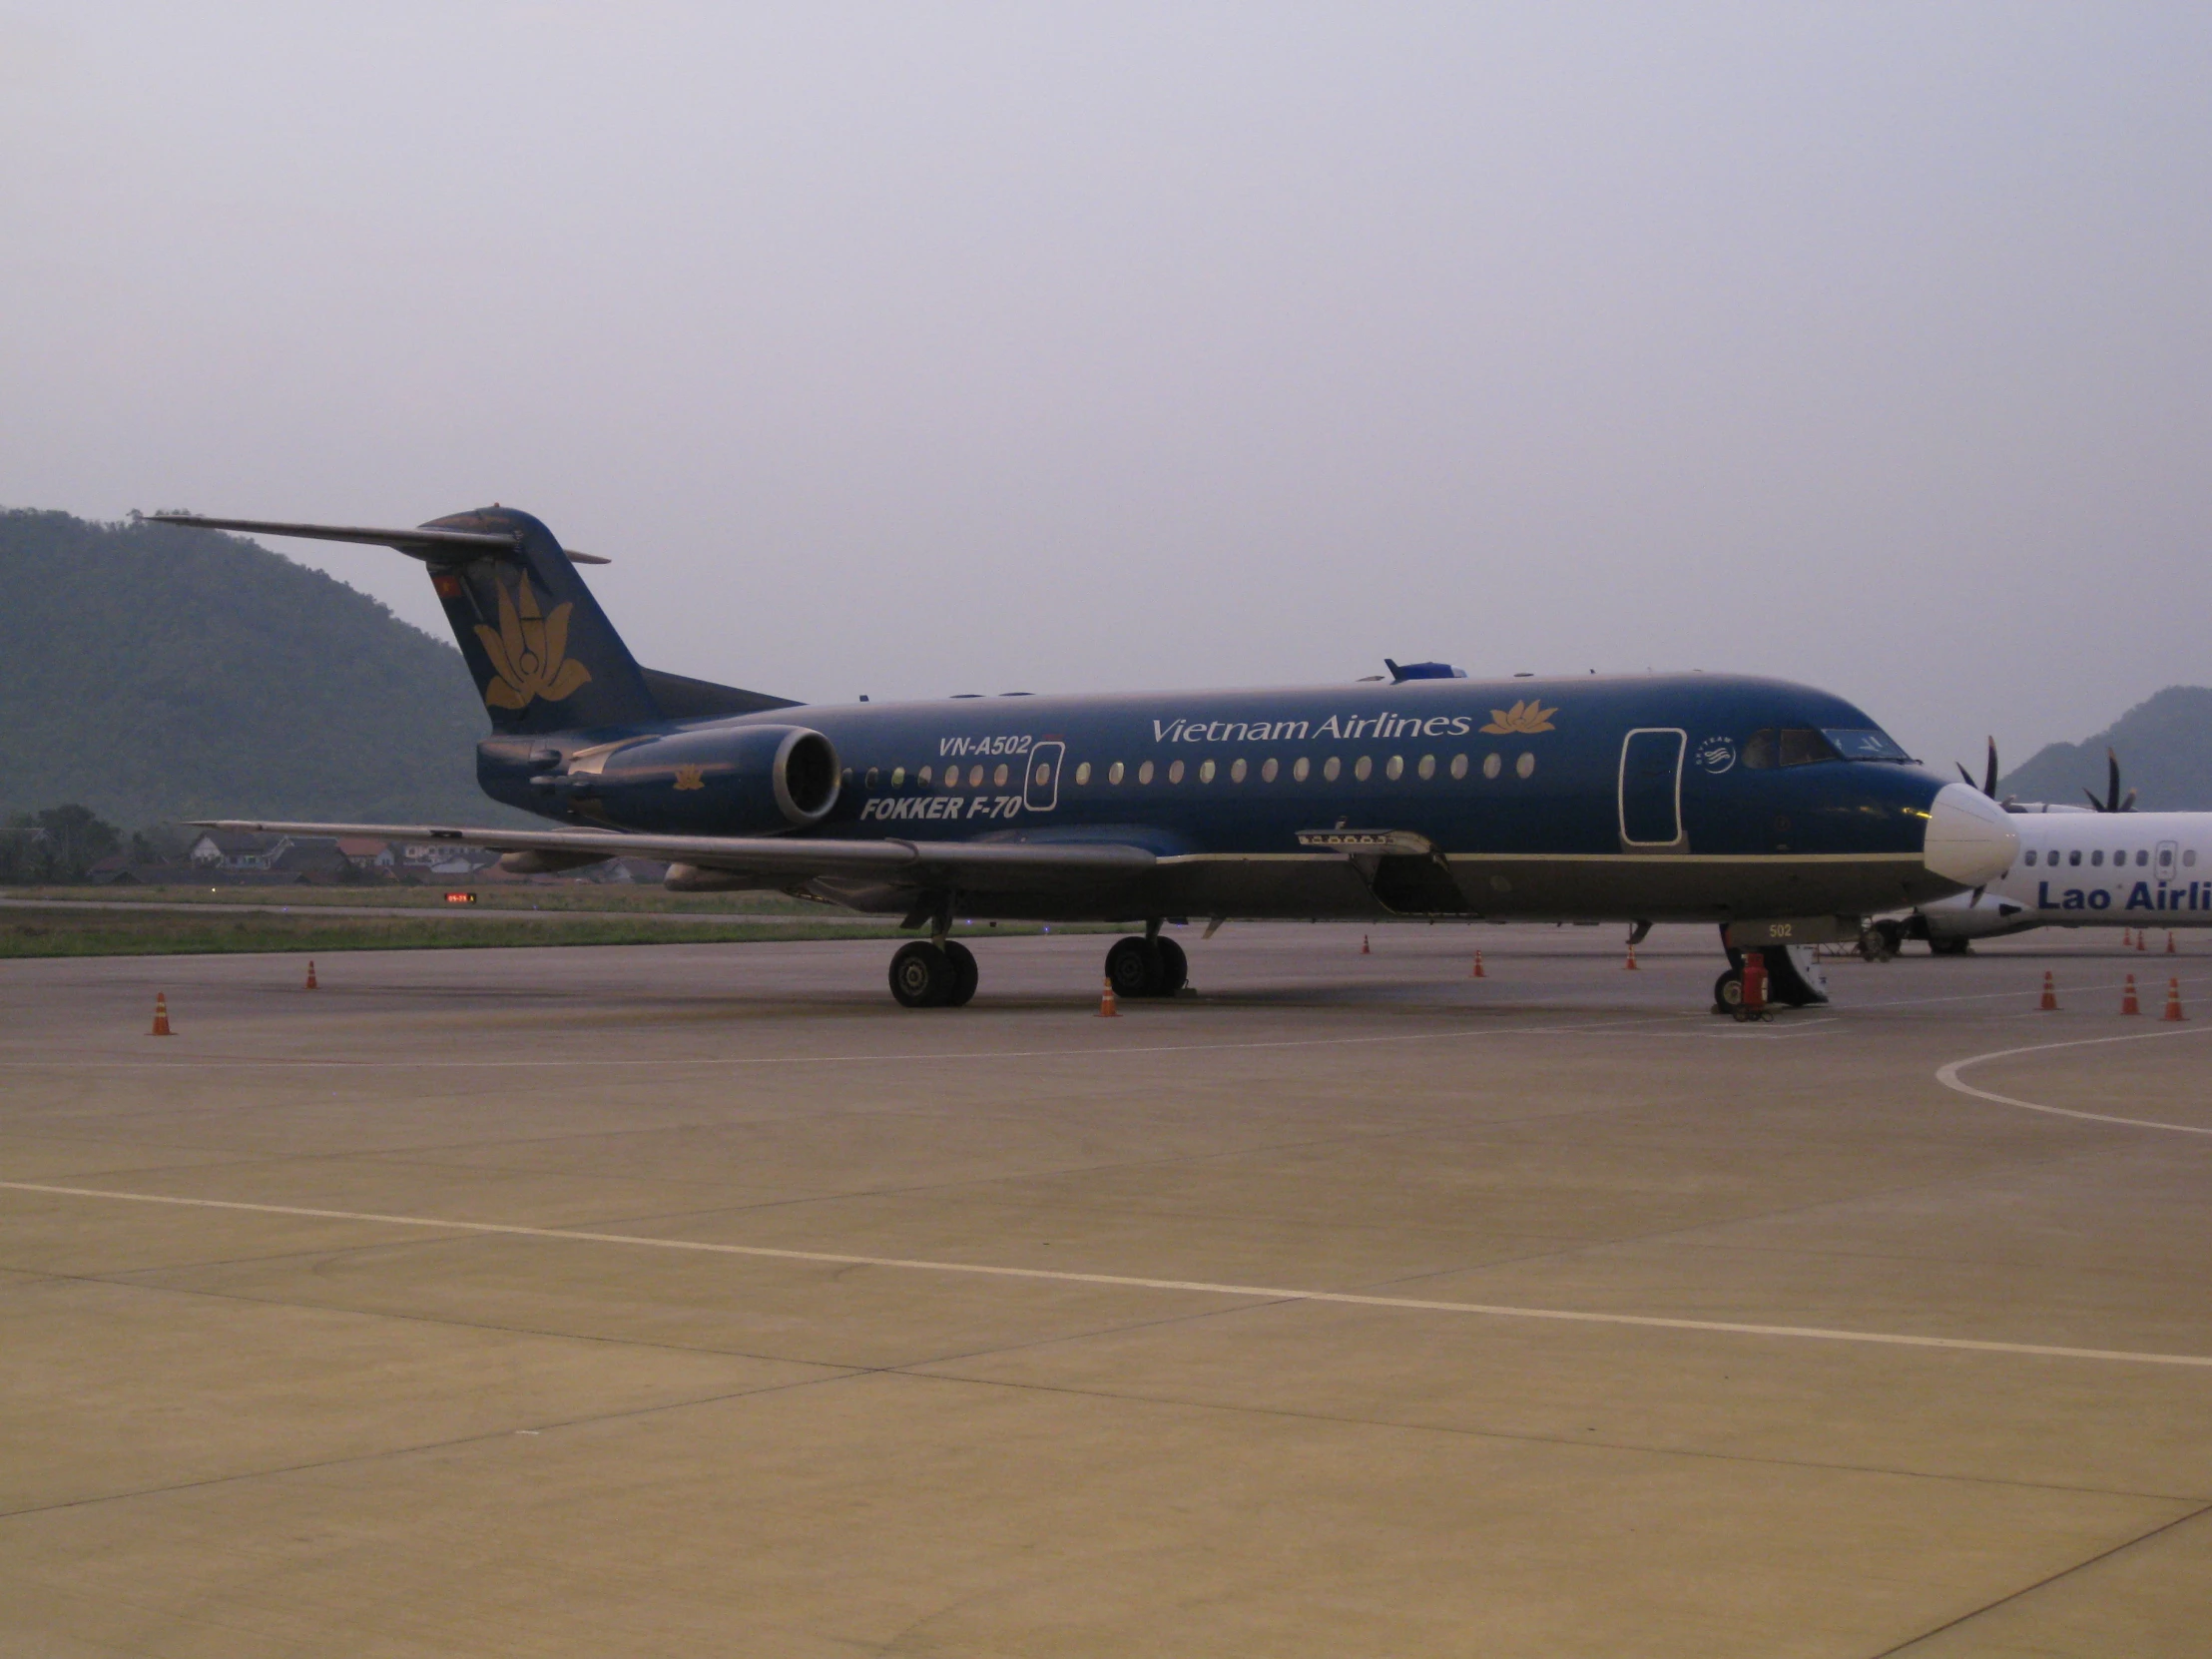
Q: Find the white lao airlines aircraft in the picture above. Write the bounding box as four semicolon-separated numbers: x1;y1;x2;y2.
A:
1872;746;2210;954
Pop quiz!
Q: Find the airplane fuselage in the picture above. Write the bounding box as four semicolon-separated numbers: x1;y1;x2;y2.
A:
476;672;2001;927
1915;808;2212;941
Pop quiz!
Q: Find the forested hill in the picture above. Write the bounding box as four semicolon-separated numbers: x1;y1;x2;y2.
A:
0;508;526;829
1998;686;2212;811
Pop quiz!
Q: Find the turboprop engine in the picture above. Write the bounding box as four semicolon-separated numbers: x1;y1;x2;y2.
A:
528;722;840;836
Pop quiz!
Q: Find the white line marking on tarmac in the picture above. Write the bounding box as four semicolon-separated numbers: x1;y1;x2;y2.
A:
1935;1024;2212;1136
7;1179;2212;1371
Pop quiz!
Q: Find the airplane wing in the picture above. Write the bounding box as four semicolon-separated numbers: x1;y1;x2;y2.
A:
190;820;1156;888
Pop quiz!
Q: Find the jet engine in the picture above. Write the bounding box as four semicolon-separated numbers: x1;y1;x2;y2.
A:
535;722;840;835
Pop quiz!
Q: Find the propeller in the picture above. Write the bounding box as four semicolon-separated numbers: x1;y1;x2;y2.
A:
2084;748;2137;813
1955;736;1999;798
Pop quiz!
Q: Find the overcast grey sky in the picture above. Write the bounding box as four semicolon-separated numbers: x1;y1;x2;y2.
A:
5;4;2207;774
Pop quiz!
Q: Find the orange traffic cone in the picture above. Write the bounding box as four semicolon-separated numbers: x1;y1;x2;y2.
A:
1623;941;1639;971
2168;931;2178;954
150;993;173;1037
304;959;318;990
2038;971;2058;1011
2120;974;2140;1015
1098;975;1119;1018
2137;930;2149;952
2122;929;2132;948
1361;934;1371;954
2163;977;2186;1021
1470;950;1485;979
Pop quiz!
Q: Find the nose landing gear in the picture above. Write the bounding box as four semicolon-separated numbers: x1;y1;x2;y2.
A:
888;938;979;1008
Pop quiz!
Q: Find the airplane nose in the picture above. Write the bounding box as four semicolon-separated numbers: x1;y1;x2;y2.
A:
1923;782;2018;886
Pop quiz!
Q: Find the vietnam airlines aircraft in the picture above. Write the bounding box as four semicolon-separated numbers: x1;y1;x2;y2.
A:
1878;750;2212;953
152;506;2016;1010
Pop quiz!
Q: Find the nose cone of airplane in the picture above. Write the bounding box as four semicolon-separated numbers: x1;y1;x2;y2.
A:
1923;783;2019;887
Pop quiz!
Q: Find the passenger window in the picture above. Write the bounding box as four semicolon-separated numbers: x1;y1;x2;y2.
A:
2024;849;2036;866
1231;759;1248;783
969;765;984;787
891;767;905;788
1074;762;1091;786
1138;761;1155;785
1417;755;1435;780
865;767;879;790
1449;754;1468;780
1482;753;1501;780
2137;849;2148;866
1198;760;1216;784
1263;758;1280;783
992;764;1009;788
2091;850;2103;866
1780;728;1840;767
918;766;932;785
1324;758;1342;782
1517;752;1535;779
1168;761;1185;784
2068;849;2081;866
1108;762;1124;785
1742;730;1777;770
2189;849;2200;867
1294;758;1311;782
1354;757;1373;782
1385;756;1404;781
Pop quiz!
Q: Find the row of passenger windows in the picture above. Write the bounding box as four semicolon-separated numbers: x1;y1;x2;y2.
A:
2022;847;2198;868
860;752;1540;792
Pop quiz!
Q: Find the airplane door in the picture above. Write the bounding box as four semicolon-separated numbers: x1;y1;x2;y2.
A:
1024;743;1065;812
2156;839;2179;885
1619;729;1687;847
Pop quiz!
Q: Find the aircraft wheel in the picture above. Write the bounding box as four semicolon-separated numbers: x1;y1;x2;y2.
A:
1154;936;1188;996
889;940;955;1007
943;940;979;1007
1858;922;1901;963
1106;936;1163;999
1712;967;1744;1016
1928;936;1972;957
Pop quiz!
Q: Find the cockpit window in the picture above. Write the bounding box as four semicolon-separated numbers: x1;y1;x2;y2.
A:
1742;729;1777;770
1780;728;1842;767
1821;728;1913;763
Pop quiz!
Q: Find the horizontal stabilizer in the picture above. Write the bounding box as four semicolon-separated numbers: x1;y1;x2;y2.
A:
189;820;1156;889
144;513;610;564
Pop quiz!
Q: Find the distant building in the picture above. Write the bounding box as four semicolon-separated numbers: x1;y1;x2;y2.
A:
190;830;292;870
335;837;394;870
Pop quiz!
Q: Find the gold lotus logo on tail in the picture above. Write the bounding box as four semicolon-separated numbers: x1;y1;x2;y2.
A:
1482;699;1557;735
476;575;592;710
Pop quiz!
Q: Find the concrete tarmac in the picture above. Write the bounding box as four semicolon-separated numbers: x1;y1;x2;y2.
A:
4;922;2211;1656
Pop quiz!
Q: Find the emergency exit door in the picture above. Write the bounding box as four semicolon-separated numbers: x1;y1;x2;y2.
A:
1619;729;1687;847
1024;743;1065;812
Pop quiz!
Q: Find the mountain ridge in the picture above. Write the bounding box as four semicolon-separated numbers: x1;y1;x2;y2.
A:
0;508;530;828
1996;685;2212;811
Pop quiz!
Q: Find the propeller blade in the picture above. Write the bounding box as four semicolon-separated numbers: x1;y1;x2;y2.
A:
2106;749;2123;814
2085;788;2107;813
1957;762;1975;789
2122;789;2138;813
1982;737;1999;798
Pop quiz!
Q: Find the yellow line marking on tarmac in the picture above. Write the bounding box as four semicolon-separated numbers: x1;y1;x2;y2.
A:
1936;1024;2212;1136
6;1179;2212;1371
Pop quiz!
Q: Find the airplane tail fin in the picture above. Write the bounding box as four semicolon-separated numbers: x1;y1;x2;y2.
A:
147;507;794;734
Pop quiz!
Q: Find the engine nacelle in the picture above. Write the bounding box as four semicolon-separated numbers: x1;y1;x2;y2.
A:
544;723;839;835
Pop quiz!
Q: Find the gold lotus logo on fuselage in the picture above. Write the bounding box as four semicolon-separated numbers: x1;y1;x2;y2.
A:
476;575;591;711
1482;699;1557;735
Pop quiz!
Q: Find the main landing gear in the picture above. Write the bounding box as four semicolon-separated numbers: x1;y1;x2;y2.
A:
888;938;978;1008
1105;934;1187;999
1712;928;1828;1016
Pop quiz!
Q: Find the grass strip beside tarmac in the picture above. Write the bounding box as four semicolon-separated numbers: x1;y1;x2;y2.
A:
0;905;1019;957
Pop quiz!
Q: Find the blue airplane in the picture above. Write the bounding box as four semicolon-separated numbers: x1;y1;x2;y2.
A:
155;506;2016;1010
